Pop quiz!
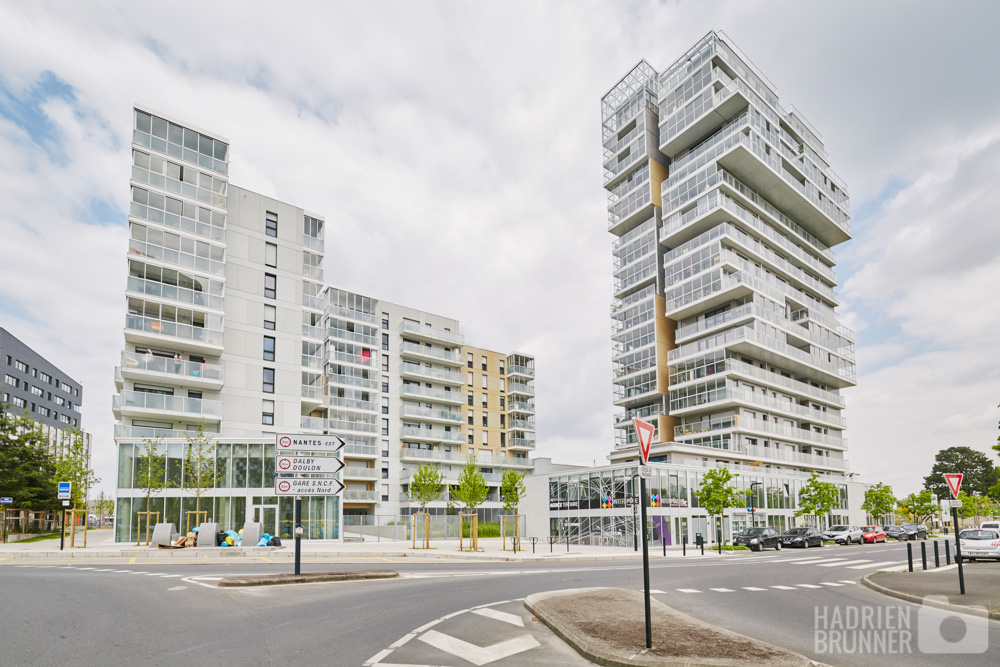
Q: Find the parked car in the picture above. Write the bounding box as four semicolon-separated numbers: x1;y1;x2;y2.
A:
734;527;783;551
901;523;929;540
823;525;863;544
780;527;824;548
958;528;1000;561
884;525;906;540
861;526;887;543
979;521;1000;531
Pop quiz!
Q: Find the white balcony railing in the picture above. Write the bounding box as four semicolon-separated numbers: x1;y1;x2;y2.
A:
121;351;224;383
114;390;223;417
126;314;223;347
399;321;464;345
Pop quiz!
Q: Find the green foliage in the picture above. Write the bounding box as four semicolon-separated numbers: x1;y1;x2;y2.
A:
449;457;488;512
956;491;999;521
462;521;501;538
861;482;897;520
0;404;58;509
406;464;444;511
54;427;99;509
183;423;219;513
500;470;526;514
694;468;743;519
796;473;840;526
898;489;939;523
135;437;167;506
90;490;114;521
923;446;999;499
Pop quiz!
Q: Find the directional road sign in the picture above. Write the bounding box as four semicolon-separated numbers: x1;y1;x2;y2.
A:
58;481;71;500
274;477;344;496
276;434;346;453
944;473;963;498
276;455;344;475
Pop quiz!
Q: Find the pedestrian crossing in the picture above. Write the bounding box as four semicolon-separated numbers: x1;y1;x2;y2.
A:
667;580;858;594
13;564;187;580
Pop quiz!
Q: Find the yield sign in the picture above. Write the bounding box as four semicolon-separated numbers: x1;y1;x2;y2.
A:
944;474;963;498
634;418;655;465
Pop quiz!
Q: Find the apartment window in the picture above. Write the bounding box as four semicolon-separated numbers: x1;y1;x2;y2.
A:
381;355;389;372
482;430;488;445
382;333;389;351
4;355;9;366
499;360;504;374
381;418;389;436
468;433;474;444
39;371;50;383
381;467;389;480
12;396;25;409
263;336;275;361
265;242;277;267
481;375;488;389
500;432;506;447
481;414;488;427
467;352;473;369
500;414;505;428
382;440;389;458
481;356;487;371
381;397;389;415
265;211;278;237
14;360;27;373
499;378;505;392
467;371;473;386
481;393;487;408
187;390;202;400
382;376;389;393
262;399;274;425
467;392;473;406
263;368;275;393
3;374;17;388
382;313;389;330
37;407;50;418
381;484;390;502
467;410;474;425
59;414;70;424
264;304;276;330
264;273;277;299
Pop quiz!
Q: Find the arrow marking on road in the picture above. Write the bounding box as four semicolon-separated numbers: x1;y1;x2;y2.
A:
472;608;524;627
418;629;539;666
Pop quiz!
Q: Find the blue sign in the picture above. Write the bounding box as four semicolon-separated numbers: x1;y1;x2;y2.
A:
0;497;12;504
58;482;71;499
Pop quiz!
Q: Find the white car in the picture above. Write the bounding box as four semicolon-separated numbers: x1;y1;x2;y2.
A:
959;528;1000;561
979;521;1000;531
823;525;863;544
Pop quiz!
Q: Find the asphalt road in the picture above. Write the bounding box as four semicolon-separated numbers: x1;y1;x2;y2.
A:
3;540;998;666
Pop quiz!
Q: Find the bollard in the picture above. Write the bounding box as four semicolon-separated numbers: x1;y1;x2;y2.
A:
683;536;686;557
934;540;940;568
530;537;538;554
662;534;666;557
907;542;913;572
945;540;951;565
921;541;927;570
717;528;722;555
548;535;558;553
567;535;570;553
701;542;705;556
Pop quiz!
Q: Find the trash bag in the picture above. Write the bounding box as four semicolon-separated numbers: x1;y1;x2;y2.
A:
225;536;234;546
217;531;227;546
268;536;281;547
192;527;200;533
256;537;268;547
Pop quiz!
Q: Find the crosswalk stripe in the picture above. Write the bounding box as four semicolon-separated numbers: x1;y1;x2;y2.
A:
794;558;848;565
817;559;871;567
839;580;857;585
709;588;734;592
742;587;767;591
773;557;828;563
820;582;845;587
796;584;822;589
676;588;701;593
846;561;902;570
771;585;797;590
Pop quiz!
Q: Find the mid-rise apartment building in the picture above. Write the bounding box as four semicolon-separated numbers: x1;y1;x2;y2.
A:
1;327;91;462
113;107;534;541
605;31;855;478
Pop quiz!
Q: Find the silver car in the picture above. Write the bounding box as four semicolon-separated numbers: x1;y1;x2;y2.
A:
823;525;863;544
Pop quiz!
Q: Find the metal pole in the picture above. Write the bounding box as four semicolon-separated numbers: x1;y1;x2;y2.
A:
934;541;940;568
952;506;965;595
294;497;302;576
945;539;951;565
682;536;686;557
906;542;913;572
60;508;65;551
921;541;927;570
662;532;666;557
717;526;722;555
632;501;638;552
639;476;652;650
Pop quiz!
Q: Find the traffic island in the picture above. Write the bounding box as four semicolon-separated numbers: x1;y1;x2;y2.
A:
525;587;810;666
863;565;1000;621
217;570;398;587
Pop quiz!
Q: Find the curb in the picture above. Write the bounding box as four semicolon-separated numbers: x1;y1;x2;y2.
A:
218;570;398;587
860;575;1000;621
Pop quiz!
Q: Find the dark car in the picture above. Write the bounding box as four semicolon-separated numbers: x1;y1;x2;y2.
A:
781;527;823;548
734;527;783;552
901;523;928;540
883;525;906;540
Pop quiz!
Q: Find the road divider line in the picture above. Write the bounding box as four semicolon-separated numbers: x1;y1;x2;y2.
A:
363;648;393;666
793;558;848;565
846;561;902;570
820;582;844;587
770;585;797;590
389;633;417;649
838;580;857;584
743;587;767;591
796;584;822;589
709;587;735;592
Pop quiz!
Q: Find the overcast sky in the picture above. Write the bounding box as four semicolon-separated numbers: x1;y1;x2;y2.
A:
1;1;999;499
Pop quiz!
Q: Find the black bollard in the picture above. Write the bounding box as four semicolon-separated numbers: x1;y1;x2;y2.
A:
662;533;666;557
934;540;940;568
530;537;538;554
921;541;927;570
945;540;951;565
548;535;557;553
907;542;913;572
683;536;686;557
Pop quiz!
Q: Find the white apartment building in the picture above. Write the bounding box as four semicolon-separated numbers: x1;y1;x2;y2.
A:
605;32;855;481
113;106;534;542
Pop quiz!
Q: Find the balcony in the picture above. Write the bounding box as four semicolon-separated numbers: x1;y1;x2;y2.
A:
399;341;463;367
400;363;465;386
507;382;534;396
669;387;847;428
401;468;504;485
125;314;223;355
399;321;464;346
507;400;535;414
399;405;464;425
327;304;377;325
119;352;224;390
343;443;379;459
328;396;377;412
659;70;749;158
114;424;199;441
328;350;377;368
327;419;378;434
302;294;324;311
342;490;378;503
670;358;846;408
507;437;536;451
343;467;378;480
508;418;535;432
302;324;323;340
327;373;379;391
303;234;324;252
300;416;325;432
327;327;378;347
400;385;465;405
301;354;323;371
126;276;225;312
399;448;533;469
301;385;324;407
666;436;849;471
399;426;465;445
113;390;222;423
507;364;534;378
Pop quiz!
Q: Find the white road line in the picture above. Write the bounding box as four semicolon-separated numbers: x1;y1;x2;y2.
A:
676;588;701;593
363;648;393;666
817;559;872;567
418;629;539;666
144;572;167;576
839;580;858;584
820;582;845;587
771;585;797;590
650;589;665;594
709;587;734;592
113;570;131;573
161;574;184;578
76;567;96;570
389;633;417;648
129;571;150;575
413;618;442;633
167;586;188;591
93;568;115;572
773;557;828;563
846;561;903;570
796;584;822;589
794;558;848;565
743;587;767;591
472;607;524;627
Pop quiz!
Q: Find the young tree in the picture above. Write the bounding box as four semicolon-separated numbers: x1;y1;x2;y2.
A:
898;489;938;524
54;428;99;512
694;468;744;540
450;457;488;512
183;423;219;518
134;436;167;532
91;490;115;526
796;472;841;530
923;446;999;498
861;482;897;523
406;464;444;511
500;470;526;514
0;405;58;509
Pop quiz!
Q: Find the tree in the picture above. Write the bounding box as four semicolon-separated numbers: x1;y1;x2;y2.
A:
898;490;938;524
861;483;897;523
0;405;58;509
91;490;115;526
693;468;744;538
500;470;526;514
923;446;999;499
449;457;488;513
406;464;444;511
134;436;167;520
54;427;99;511
183;423;219;518
796;473;840;530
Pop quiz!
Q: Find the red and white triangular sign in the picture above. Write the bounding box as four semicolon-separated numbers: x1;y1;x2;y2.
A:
944;473;963;498
634;418;655;465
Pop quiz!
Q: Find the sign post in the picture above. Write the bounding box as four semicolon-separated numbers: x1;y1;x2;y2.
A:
57;482;71;552
633;418;655;650
944;473;965;595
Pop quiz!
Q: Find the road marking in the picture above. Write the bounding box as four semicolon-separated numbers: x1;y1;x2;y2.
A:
161;574;184;578
130;571;150;575
389;633;417;648
418;629;540;666
676;588;701;593
364;648;393;665
260;557;273;563
839;580;857;585
650;589;665;594
820;582;845;587
743;587;767;591
771;585;797;590
76;567;96;570
472;608;524;627
167;586;188;591
846;561;903;570
375;557;399;563
113;570;131;573
129;557;135;564
794;558;849;565
817;559;872;567
413;618;442;633
796;584;822;589
709;587;734;592
93;568;115;572
773;557;827;563
144;572;166;576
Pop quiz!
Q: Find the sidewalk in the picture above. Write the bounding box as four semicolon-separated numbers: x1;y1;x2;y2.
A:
0;529;735;564
863;562;1000;620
